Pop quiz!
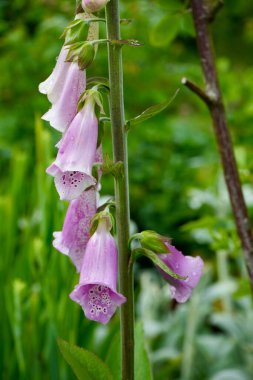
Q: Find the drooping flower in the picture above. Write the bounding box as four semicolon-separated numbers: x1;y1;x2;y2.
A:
41;61;86;132
82;0;110;13
53;186;97;272
39;45;70;103
46;96;99;200
70;215;126;324
158;243;203;303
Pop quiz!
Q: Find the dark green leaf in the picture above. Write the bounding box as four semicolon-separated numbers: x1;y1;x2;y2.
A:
58;339;114;380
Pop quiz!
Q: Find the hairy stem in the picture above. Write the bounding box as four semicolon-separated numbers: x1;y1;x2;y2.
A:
106;2;135;379
189;0;253;286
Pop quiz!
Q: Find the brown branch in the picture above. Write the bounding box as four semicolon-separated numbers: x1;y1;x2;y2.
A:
181;77;214;106
189;0;253;287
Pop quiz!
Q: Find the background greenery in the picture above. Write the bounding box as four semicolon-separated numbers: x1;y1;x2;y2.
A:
1;0;253;379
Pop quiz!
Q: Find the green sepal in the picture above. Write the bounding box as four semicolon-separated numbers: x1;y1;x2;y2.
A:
138;230;171;253
97;119;105;148
77;88;105;114
62;19;90;46
125;89;179;131
96;199;115;213
89;211;115;236
87;76;110;89
132;248;187;280
66;41;95;70
100;156;124;178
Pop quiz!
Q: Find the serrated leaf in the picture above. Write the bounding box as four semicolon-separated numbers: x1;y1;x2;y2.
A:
58;339;114;380
105;321;153;380
126;89;179;130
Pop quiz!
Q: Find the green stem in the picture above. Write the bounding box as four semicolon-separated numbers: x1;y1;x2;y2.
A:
105;2;134;380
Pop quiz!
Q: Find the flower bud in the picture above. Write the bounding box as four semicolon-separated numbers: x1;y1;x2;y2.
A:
67;42;95;70
82;0;110;13
138;230;171;253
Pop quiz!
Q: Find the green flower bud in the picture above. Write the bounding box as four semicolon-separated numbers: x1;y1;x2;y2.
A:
67;42;95;70
138;230;171;253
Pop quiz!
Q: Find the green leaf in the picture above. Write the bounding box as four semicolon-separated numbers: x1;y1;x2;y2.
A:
58;339;114;380
105;332;121;380
149;14;181;47
105;321;153;380
125;89;179;130
135;322;153;380
133;248;187;280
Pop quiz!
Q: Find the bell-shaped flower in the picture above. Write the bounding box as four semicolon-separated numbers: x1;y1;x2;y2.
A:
39;46;70;104
42;61;86;132
53;186;97;272
82;0;110;13
70;214;126;324
158;243;203;303
46;95;99;201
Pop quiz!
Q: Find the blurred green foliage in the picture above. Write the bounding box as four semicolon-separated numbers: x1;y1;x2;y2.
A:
1;0;253;379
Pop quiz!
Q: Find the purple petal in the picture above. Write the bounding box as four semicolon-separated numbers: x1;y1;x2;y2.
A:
53;187;97;272
39;46;70;103
47;164;96;201
158;243;203;303
42;62;86;132
70;219;126;323
70;283;125;324
54;99;98;173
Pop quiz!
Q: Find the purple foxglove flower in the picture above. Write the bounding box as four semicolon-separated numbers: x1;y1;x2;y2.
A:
46;97;98;200
41;61;86;132
70;217;126;324
158;243;203;303
39;46;70;104
53;186;97;272
82;0;110;13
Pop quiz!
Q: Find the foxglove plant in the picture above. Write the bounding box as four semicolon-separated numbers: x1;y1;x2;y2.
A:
40;1;204;379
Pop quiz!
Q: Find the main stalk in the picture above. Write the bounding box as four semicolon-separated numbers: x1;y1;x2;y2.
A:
105;2;135;379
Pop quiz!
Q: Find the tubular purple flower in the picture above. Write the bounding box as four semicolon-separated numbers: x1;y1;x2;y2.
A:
70;216;126;324
42;61;86;132
39;46;70;104
82;0;110;13
158;243;203;303
53;186;97;272
46;96;99;200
